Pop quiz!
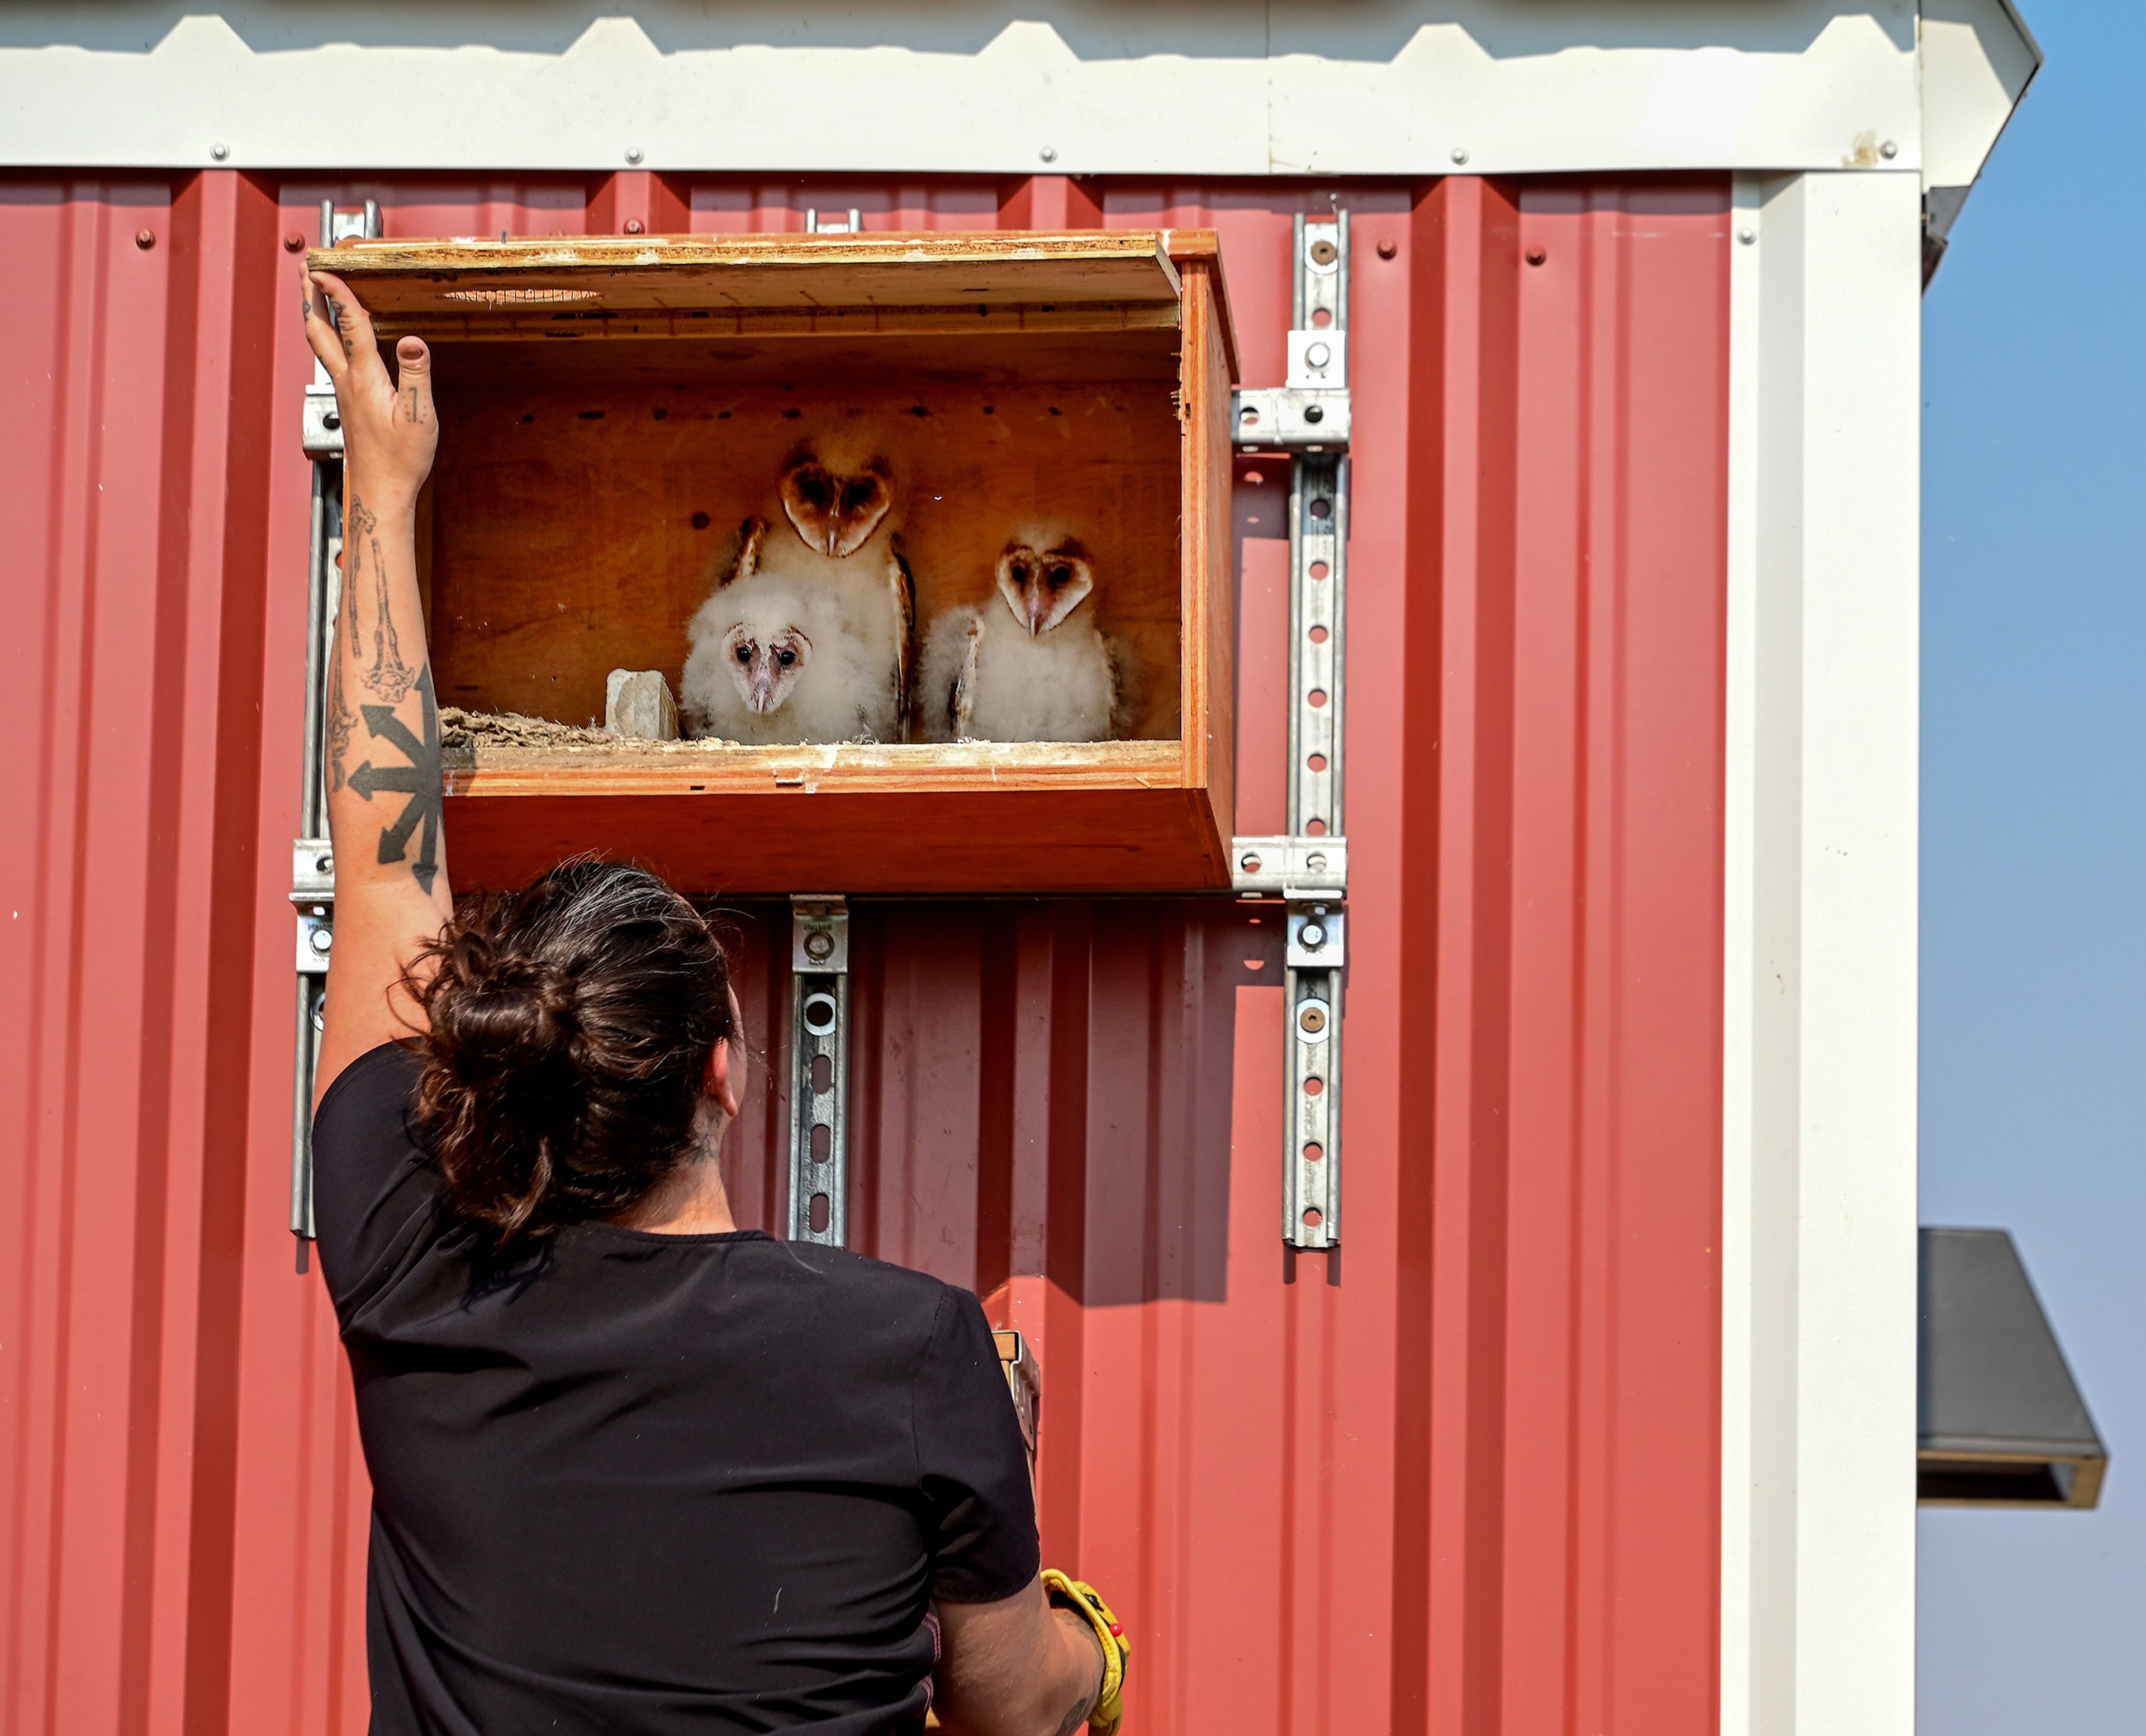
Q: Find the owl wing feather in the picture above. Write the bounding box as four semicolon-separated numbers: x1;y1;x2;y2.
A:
887;535;917;712
1104;632;1142;740
952;612;983;740
718;516;767;587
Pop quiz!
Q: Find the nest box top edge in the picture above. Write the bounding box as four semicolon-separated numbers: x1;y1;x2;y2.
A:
305;229;1216;313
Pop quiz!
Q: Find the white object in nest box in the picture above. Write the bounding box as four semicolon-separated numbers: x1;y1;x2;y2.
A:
606;669;680;740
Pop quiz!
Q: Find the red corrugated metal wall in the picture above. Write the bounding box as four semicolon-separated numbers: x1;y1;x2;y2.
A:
1;172;1726;1736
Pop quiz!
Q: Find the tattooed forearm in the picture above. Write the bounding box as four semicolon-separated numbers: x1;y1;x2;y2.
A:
334;489;438;886
365;558;416;701
324;627;357;794
344;494;419;703
344;496;371;633
349;664;444;894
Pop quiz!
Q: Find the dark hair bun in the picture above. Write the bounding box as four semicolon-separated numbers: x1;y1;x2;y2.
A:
407;862;733;1246
435;941;580;1072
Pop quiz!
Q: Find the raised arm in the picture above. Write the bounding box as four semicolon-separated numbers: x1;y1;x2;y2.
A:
301;267;449;1104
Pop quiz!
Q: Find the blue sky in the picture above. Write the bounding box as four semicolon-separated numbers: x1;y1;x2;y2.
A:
1917;2;2146;1728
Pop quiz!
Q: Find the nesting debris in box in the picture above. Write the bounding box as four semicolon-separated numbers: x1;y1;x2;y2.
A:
439;705;732;769
439;706;615;764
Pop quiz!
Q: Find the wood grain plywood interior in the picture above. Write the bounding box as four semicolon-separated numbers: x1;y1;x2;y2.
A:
424;328;1187;739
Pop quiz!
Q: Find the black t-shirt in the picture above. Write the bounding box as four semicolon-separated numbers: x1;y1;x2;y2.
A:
312;1042;1039;1735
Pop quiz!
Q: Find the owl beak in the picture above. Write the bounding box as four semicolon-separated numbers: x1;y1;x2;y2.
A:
1025;590;1053;636
747;668;782;714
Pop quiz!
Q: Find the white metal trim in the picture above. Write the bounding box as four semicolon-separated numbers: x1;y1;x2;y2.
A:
1920;0;2044;198
1720;169;1922;1736
0;4;1929;175
1720;170;1767;1736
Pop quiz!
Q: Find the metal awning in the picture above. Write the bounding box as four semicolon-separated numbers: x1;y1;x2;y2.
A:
1919;1228;2108;1508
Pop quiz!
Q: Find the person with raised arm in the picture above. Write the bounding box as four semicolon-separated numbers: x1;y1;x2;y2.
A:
300;267;1127;1736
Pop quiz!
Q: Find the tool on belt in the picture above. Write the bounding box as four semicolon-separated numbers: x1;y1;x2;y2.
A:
1042;1569;1129;1735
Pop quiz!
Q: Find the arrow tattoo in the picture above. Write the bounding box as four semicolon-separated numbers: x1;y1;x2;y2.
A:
350;664;443;893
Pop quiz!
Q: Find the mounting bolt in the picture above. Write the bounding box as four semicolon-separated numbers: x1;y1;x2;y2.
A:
1450;146;1469;165
1880;139;1899;160
804;930;834;962
1738;226;1757;245
315;853;333;874
1525;244;1547;266
282;231;306;252
135;227;156;250
624;218;644;235
1376;238;1398;259
308;926;333;955
1039;145;1058;163
1305;341;1331;369
210;141;229;161
1300;923;1326;950
624;145;644;165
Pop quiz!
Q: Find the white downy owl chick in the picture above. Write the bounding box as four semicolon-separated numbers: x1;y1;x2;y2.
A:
916;531;1119;743
770;436;915;705
680;520;903;744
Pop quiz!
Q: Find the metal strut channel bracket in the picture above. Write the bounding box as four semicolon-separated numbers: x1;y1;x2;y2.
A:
1232;212;1349;1251
1231;220;1351;455
290;198;381;1250
787;897;852;1248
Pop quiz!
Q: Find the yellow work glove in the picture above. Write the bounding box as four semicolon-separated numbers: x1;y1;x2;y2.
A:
1041;1569;1128;1735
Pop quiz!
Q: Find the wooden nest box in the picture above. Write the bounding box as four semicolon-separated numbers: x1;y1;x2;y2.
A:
311;230;1240;895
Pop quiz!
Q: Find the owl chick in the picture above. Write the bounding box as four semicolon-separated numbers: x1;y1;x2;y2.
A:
916;531;1120;744
777;434;897;559
680;520;902;744
770;436;916;705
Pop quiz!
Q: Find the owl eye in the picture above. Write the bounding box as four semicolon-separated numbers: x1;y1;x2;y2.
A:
734;644;754;663
794;468;834;511
1047;564;1073;586
841;478;881;514
1010;558;1034;584
775;646;797;668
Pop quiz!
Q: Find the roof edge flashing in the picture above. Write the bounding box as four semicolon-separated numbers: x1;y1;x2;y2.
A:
1918;1226;2107;1510
1920;0;2043;279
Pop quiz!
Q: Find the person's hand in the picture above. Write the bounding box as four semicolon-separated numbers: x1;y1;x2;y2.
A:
301;264;438;509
